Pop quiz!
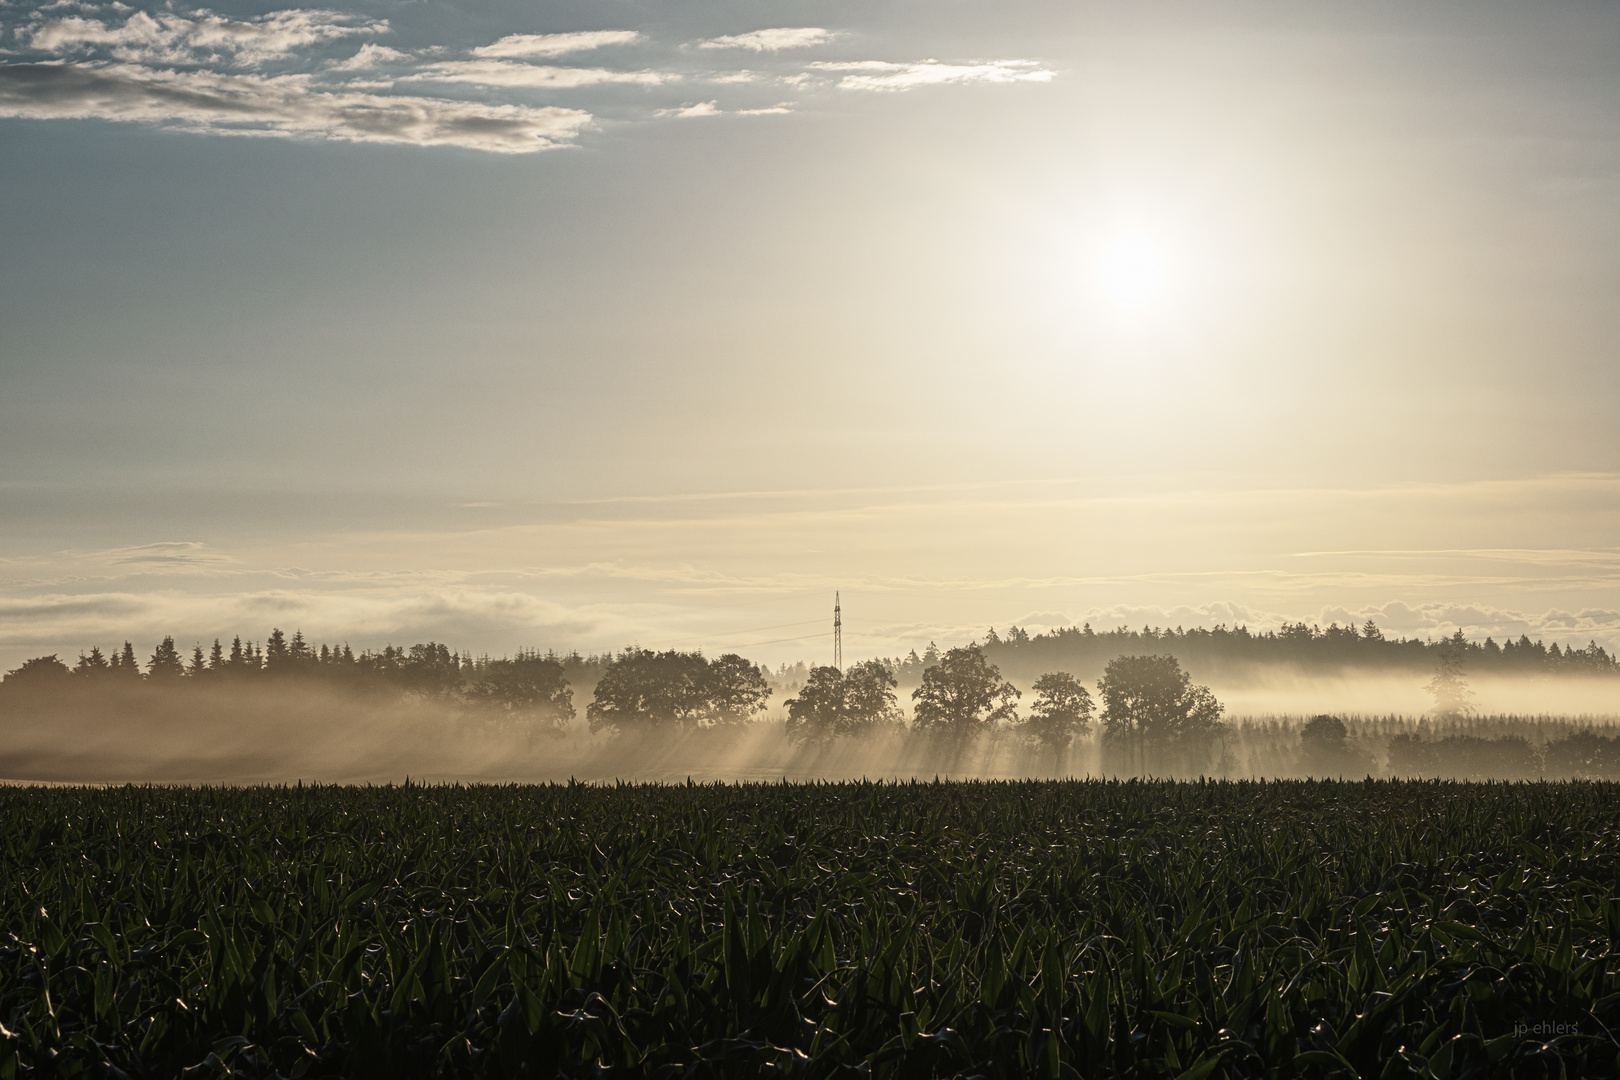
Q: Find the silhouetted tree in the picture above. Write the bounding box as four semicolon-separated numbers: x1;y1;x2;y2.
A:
471;652;574;730
264;629;290;673
1298;714;1369;777
1425;644;1475;719
115;642;139;679
289;630;314;668
3;655;71;685
1386;732;1437;777
911;646;1019;744
1096;655;1223;776
74;647;108;678
785;660;901;744
587;648;712;734
1019;671;1092;775
187;644;206;678
704;653;772;725
398;643;462;696
147;637;185;681
785;666;844;744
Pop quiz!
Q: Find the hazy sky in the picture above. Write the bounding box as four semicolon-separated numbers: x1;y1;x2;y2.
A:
3;0;1620;670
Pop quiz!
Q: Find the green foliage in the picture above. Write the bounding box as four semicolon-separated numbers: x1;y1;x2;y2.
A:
785;661;902;743
146;636;186;681
1427;642;1478;720
468;653;575;729
1;780;1618;1077
911;646;1020;741
586;648;769;734
1018;672;1094;773
1096;655;1224;776
1299;715;1372;778
0;654;70;684
899;621;1620;684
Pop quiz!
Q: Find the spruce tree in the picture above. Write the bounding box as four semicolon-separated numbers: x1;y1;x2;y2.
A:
147;636;185;680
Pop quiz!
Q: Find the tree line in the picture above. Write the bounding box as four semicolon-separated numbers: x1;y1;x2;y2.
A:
779;648;1223;774
881;621;1618;682
2;630;1233;774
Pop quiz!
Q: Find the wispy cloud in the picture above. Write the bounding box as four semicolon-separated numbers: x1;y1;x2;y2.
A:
325;42;407;72
809;59;1055;91
472;30;641;60
104;541;235;567
0;63;591;152
408;60;666;89
696;27;833;53
0;4;1056;153
656;100;719;118
26;7;384;67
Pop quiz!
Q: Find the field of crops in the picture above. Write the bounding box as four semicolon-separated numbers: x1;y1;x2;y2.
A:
3;781;1618;1078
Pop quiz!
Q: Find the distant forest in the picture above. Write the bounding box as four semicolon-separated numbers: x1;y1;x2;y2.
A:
2;617;1615;700
5;624;1620;781
886;620;1620;686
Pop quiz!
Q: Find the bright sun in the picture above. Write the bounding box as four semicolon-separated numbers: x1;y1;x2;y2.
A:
1096;232;1170;312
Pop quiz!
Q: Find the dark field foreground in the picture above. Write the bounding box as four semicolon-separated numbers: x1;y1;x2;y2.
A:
3;782;1618;1078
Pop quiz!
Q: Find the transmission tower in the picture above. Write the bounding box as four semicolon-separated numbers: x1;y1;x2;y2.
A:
833;592;842;671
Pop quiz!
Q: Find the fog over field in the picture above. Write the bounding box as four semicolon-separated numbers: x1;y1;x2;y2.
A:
2;664;1613;785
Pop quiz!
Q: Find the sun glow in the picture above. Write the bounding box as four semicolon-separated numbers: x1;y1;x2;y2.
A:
1096;231;1170;312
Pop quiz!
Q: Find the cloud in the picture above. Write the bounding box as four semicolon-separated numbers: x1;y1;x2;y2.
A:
656;100;719;118
808;58;1055;91
472;30;641;60
103;541;235;567
408;60;665;89
0;8;1058;154
1010;611;1072;630
697;28;833;52
326;42;408;72
25;7;385;67
0;63;592;152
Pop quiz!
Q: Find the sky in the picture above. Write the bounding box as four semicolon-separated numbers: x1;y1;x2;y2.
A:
3;0;1620;671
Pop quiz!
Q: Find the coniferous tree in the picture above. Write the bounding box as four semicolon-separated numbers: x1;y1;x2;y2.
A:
147;637;185;680
187;644;206;677
116;642;140;680
264;629;290;672
74;647;109;677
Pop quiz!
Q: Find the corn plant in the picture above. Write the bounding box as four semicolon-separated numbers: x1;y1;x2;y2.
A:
1;779;1617;1077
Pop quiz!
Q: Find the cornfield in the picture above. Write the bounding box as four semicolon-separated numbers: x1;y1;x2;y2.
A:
2;779;1617;1077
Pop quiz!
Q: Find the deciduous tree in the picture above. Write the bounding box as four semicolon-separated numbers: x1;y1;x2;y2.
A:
1019;671;1092;775
911;646;1019;743
1096;655;1223;776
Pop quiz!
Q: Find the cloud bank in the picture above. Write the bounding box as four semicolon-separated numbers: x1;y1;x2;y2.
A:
0;3;1056;152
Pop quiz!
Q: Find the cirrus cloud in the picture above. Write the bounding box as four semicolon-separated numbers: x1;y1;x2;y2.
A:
696;27;833;52
472;30;642;60
0;62;592;152
26;7;385;67
0;4;1057;153
808;58;1055;91
407;59;666;89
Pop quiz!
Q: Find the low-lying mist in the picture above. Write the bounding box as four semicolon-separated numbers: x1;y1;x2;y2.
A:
1;668;1616;784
